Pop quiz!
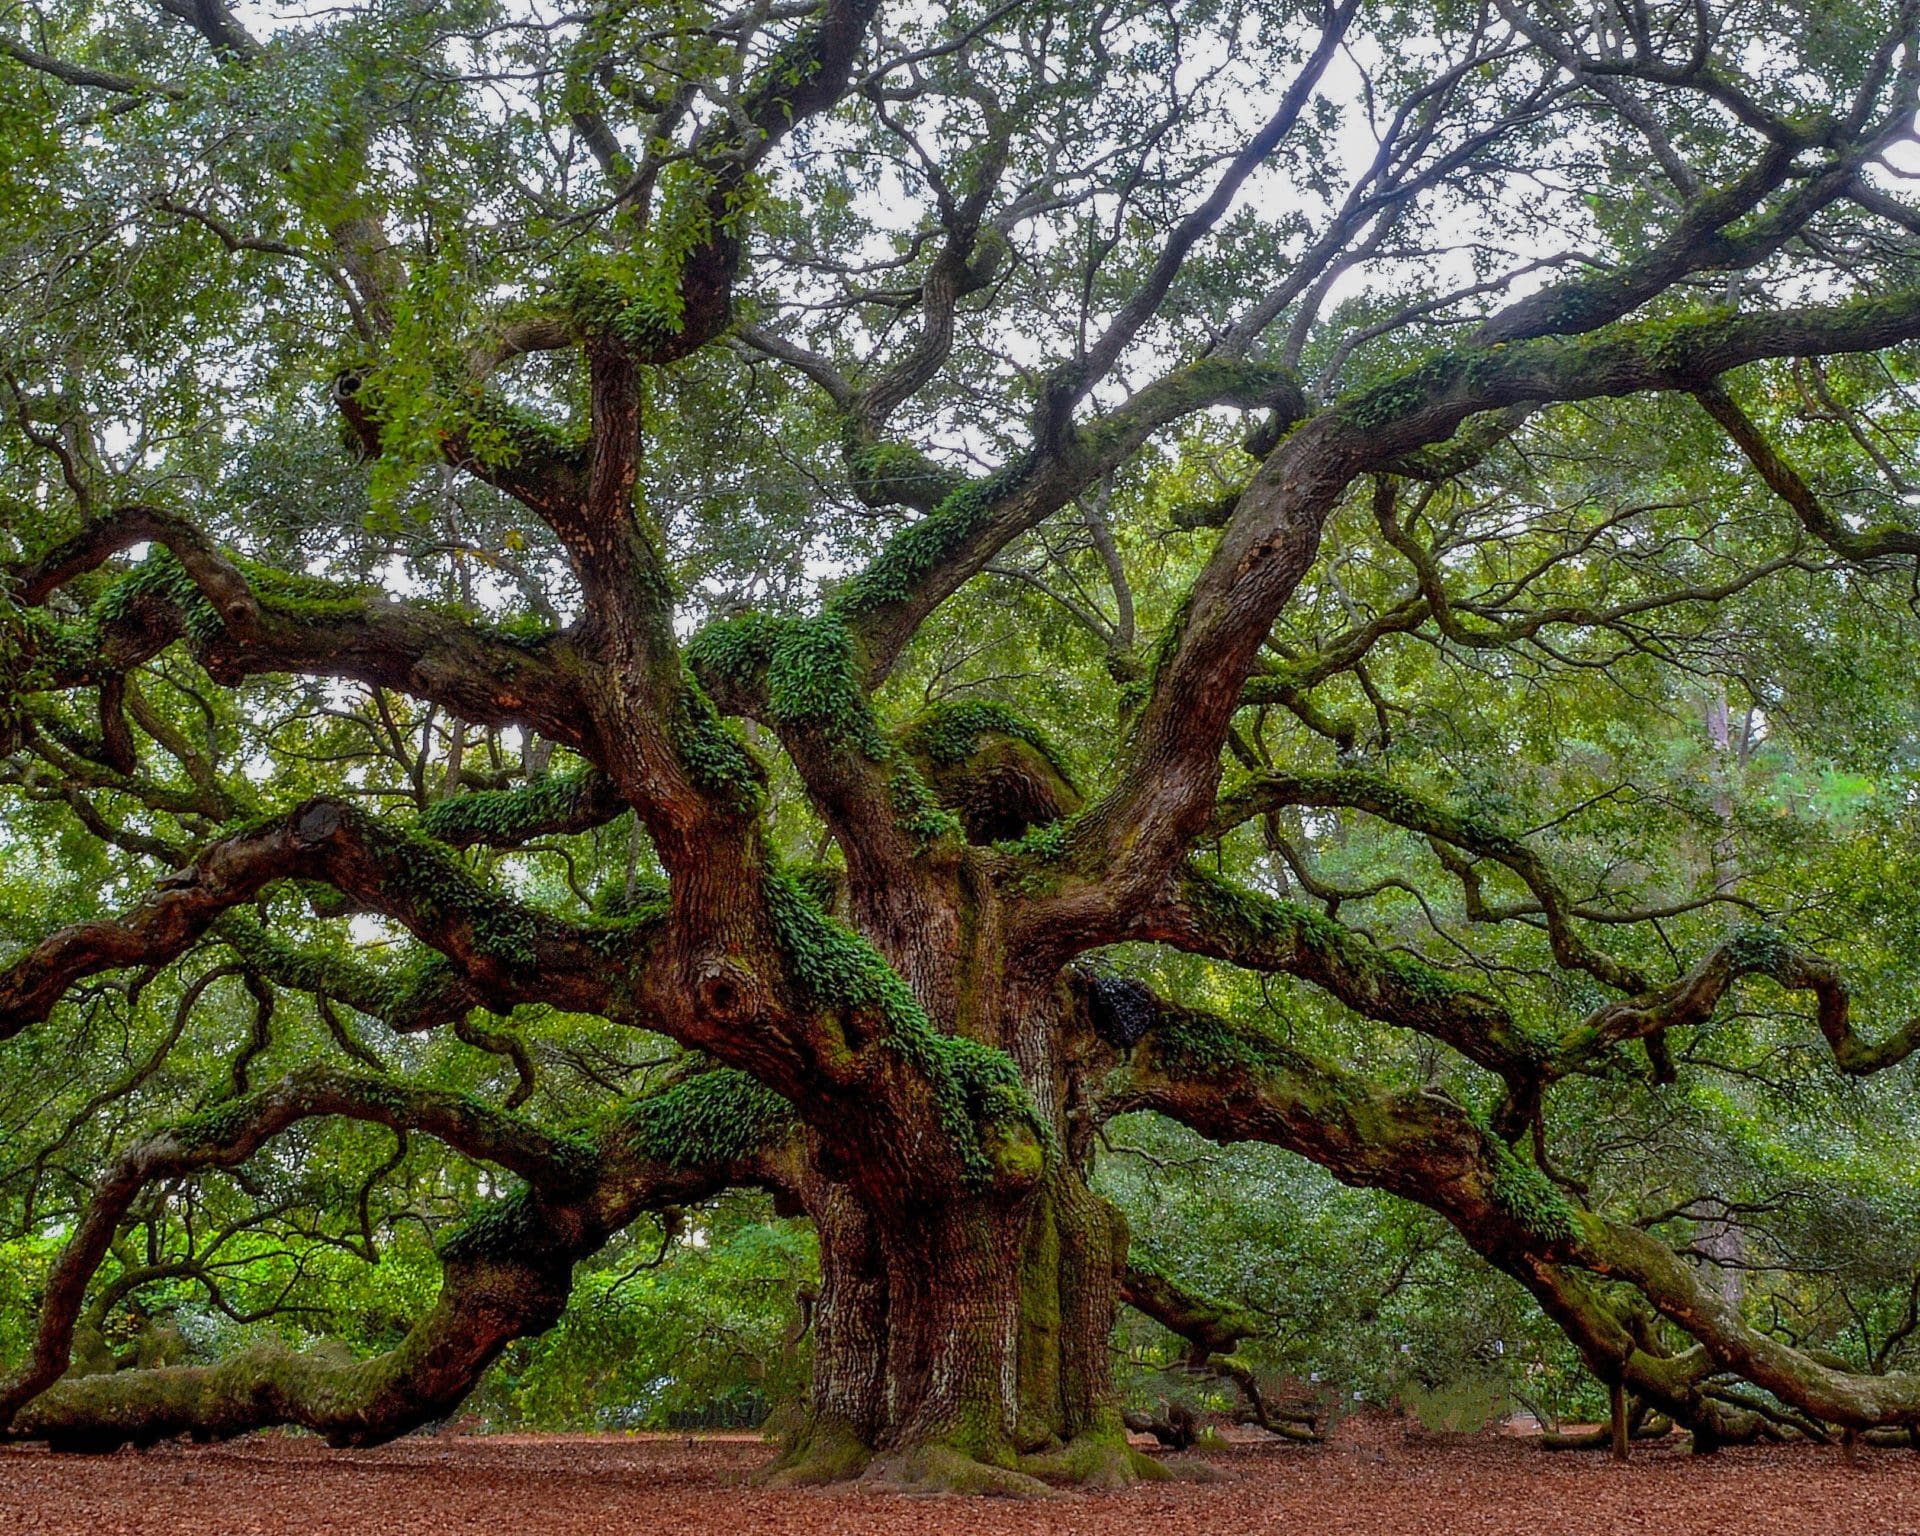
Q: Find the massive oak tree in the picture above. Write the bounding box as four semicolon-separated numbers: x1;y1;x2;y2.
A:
5;0;1920;1490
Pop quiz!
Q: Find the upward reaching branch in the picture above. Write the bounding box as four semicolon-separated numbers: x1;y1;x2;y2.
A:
1073;290;1920;904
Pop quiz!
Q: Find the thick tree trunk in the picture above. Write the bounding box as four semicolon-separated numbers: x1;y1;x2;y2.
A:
863;1200;1030;1488
805;1181;888;1438
1015;1165;1130;1450
755;869;1159;1492
777;1154;1155;1492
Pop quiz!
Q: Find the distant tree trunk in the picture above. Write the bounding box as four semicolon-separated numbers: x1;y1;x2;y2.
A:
1701;687;1747;1312
1704;685;1741;897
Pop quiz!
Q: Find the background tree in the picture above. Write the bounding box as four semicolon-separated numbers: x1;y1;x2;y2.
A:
5;0;1920;1492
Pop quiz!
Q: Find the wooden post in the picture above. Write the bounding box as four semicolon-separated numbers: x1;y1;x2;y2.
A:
1609;1379;1630;1462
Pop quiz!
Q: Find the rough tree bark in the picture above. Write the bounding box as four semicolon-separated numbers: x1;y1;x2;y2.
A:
7;0;1920;1495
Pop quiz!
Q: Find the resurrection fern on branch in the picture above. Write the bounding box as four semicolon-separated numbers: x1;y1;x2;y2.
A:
5;0;1920;1492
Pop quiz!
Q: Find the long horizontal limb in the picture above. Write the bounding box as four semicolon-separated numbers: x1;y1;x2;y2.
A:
1097;981;1920;1438
2;1065;802;1448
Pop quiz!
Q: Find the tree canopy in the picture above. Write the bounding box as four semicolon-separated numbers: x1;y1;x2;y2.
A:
5;0;1920;1490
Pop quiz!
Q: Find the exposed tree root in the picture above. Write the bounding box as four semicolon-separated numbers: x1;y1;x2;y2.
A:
859;1443;1058;1498
764;1426;1183;1494
756;1416;874;1487
1020;1429;1172;1489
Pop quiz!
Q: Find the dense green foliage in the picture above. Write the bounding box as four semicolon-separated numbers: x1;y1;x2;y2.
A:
3;0;1920;1460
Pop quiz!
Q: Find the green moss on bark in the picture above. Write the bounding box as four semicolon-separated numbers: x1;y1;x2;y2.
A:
1148;999;1309;1080
688;612;963;851
887;758;966;850
829;456;1034;622
440;1183;543;1262
898;700;1074;786
667;678;769;815
845;438;970;510
1485;1138;1578;1245
762;869;1044;1188
687;612;883;755
416;769;607;846
349;818;547;969
617;1068;797;1167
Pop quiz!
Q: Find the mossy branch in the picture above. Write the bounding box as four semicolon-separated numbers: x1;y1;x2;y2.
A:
1100;979;1578;1252
217;915;478;1035
895;700;1080;843
1561;924;1920;1079
1155;866;1550;1081
415;766;629;849
0;798;641;1041
5;528;598;752
0;1056;802;1452
0;1064;600;1438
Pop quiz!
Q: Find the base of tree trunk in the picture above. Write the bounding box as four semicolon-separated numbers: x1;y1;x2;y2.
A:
755;1415;875;1487
860;1443;1059;1498
763;1415;1179;1495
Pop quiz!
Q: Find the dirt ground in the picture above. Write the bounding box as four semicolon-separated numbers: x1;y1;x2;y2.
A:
3;1416;1916;1536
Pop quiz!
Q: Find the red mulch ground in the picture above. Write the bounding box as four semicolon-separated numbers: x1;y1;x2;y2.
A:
3;1416;1915;1536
